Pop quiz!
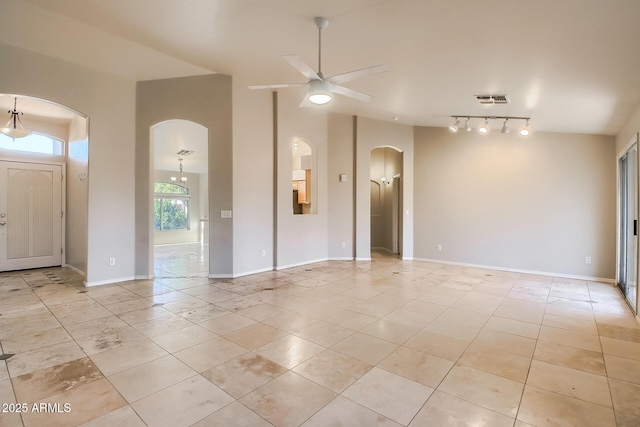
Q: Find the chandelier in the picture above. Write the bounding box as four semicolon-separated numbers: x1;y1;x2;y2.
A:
170;158;187;183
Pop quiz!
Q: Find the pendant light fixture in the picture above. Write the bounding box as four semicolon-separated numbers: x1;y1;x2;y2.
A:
170;158;188;184
1;97;31;139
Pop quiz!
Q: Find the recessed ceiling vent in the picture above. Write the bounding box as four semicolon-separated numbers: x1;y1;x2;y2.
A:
474;94;510;105
176;149;194;156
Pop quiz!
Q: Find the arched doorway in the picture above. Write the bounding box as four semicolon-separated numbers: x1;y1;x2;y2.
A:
151;120;209;279
370;146;403;258
0;94;89;275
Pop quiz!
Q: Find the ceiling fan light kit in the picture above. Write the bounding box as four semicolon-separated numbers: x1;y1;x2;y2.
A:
450;115;531;137
308;79;332;105
249;17;386;106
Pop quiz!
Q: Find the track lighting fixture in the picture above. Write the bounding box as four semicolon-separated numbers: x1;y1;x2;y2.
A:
501;119;510;134
448;118;460;133
449;115;531;137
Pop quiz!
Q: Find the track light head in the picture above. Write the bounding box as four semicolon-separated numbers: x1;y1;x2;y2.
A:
449;118;460;133
464;118;472;132
501;119;510;134
519;119;531;136
478;118;490;135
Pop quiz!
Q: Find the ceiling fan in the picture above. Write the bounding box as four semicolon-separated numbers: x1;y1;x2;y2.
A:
249;17;386;106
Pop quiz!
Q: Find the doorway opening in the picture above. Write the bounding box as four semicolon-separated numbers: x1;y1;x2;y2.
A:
370;146;403;257
617;139;638;314
151;120;209;278
0;94;88;275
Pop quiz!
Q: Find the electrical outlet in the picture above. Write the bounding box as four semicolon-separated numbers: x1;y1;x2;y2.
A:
585;256;591;264
109;257;116;266
437;245;442;251
261;249;266;257
341;242;346;248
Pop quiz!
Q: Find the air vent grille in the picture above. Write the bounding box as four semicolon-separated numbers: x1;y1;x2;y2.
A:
176;150;195;156
474;94;510;105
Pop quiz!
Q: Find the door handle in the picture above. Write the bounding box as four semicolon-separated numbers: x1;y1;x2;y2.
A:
635;220;638;236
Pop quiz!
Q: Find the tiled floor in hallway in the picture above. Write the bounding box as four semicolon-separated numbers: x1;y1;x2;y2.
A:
1;251;640;426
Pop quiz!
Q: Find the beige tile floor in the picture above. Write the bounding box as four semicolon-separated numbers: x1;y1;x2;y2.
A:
1;249;640;426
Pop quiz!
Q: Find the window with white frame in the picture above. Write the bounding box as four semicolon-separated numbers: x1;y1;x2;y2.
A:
0;132;64;155
154;182;190;231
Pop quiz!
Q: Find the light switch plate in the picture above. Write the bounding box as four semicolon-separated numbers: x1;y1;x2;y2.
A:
339;174;347;182
221;210;232;218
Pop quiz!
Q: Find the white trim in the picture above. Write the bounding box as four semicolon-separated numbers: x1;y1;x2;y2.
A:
63;264;85;277
402;257;413;261
84;276;136;287
371;247;395;253
134;274;154;280
412;258;615;283
355;257;372;261
209;274;234;279
276;258;328;271
328;257;355;261
228;267;275;278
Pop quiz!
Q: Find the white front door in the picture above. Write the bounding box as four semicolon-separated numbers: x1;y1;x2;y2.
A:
0;161;62;271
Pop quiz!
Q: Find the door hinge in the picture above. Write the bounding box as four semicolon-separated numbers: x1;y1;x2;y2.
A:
61;247;63;255
61;210;64;218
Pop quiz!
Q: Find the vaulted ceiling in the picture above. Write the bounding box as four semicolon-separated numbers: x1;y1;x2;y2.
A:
3;0;640;135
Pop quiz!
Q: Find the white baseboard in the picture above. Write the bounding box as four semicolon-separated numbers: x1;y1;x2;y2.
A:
84;276;136;287
215;267;274;279
355;257;372;261
63;264;85;277
276;258;329;271
412;258;615;283
208;273;234;279
134;274;154;280
402;257;414;261
328;257;355;261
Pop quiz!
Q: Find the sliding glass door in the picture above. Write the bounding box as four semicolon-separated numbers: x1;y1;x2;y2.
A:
618;142;638;313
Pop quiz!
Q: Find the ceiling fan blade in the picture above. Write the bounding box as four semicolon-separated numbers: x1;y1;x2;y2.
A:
248;83;306;90
283;55;320;80
327;64;387;84
299;95;313;108
332;85;374;102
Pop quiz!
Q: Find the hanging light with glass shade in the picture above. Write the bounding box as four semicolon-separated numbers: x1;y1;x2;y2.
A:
1;97;31;139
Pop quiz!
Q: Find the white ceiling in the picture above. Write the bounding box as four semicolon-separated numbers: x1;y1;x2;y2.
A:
3;0;640;135
153;120;209;174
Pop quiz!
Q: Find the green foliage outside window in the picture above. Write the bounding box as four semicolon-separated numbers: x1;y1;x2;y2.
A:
154;182;190;231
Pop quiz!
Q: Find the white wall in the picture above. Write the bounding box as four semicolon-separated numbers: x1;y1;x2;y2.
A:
327;113;355;260
66;115;89;274
276;91;329;268
414;126;616;279
0;43;136;285
356;117;414;260
231;76;274;275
